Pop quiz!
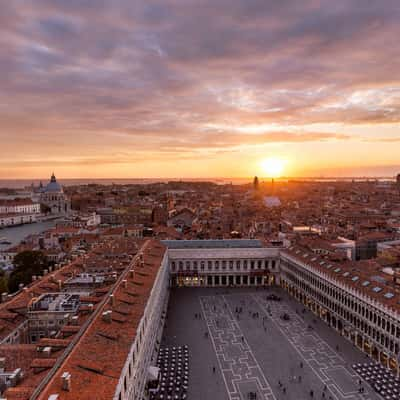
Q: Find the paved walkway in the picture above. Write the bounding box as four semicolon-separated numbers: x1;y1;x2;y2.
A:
200;295;276;400
252;292;377;400
161;288;381;400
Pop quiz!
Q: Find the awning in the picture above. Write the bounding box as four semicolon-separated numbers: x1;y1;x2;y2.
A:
148;366;160;382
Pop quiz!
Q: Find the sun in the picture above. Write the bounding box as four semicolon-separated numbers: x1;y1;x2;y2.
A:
260;157;285;178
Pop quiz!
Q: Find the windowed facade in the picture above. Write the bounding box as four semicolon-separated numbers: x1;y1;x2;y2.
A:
280;253;400;375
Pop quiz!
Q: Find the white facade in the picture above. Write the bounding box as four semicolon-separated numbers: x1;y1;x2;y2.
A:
39;173;71;215
115;251;170;400
0;213;37;228
0;201;40;215
280;251;400;375
168;247;281;287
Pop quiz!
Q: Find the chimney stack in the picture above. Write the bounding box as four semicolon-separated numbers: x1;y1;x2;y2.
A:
0;357;5;373
102;310;112;323
109;294;115;307
43;346;52;357
61;371;71;391
9;368;22;387
122;279;127;288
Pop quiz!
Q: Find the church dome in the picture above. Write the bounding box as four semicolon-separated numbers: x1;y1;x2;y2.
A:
44;173;63;193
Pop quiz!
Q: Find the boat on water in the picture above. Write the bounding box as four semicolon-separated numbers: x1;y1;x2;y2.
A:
0;237;12;245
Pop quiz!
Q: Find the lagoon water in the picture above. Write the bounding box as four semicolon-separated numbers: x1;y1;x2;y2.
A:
0;220;56;251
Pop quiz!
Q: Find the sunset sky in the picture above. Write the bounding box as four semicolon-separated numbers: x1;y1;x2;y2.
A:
1;0;400;179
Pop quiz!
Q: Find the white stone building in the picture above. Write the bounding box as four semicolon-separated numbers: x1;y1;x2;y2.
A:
0;199;40;215
39;173;71;215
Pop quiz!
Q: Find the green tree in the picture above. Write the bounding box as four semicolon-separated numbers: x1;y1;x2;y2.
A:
8;251;49;293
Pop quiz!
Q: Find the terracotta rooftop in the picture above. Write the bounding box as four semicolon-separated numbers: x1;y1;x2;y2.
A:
36;239;166;400
0;258;84;343
0;198;36;206
0;237;147;400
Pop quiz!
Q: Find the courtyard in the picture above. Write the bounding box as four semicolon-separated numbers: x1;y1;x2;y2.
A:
161;287;383;400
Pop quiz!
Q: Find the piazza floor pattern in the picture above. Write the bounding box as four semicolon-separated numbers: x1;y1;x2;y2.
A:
251;293;377;400
200;295;276;400
161;288;382;400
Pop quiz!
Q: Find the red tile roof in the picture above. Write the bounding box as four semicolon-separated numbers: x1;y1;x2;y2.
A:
36;239;166;400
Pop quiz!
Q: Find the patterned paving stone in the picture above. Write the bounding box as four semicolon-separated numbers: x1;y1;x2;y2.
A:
162;287;382;400
200;295;276;400
252;293;378;400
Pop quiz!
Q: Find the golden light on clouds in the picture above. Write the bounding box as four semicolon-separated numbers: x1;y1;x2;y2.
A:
1;1;400;179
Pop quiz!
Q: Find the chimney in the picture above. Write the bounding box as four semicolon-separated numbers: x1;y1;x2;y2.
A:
1;292;8;303
71;316;79;325
48;395;60;400
102;310;112;323
122;279;127;288
130;269;134;278
88;303;94;313
18;283;24;291
32;275;37;282
43;346;52;357
44;269;48;275
9;368;22;387
109;294;115;307
0;357;5;373
61;371;71;391
58;280;62;290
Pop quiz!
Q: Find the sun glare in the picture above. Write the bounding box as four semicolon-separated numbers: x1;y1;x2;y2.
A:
260;157;285;178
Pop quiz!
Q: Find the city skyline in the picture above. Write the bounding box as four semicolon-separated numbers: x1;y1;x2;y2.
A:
1;1;400;179
2;2;400;398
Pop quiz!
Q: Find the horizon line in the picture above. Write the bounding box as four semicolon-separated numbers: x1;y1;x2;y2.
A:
0;175;398;181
